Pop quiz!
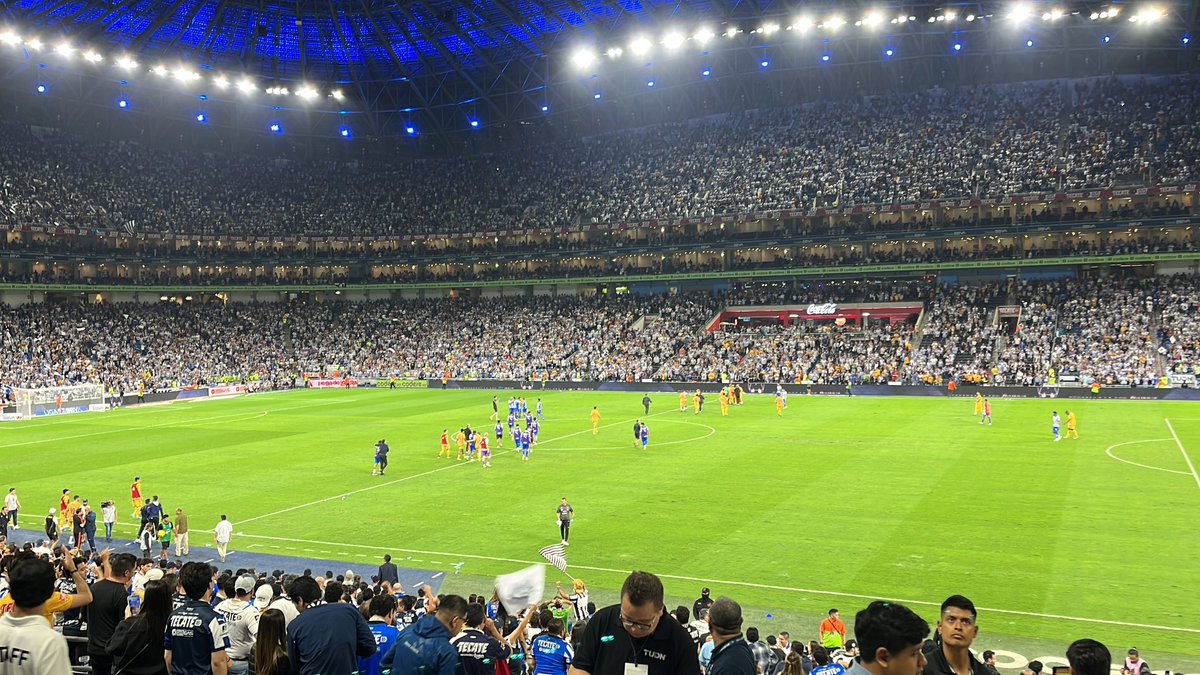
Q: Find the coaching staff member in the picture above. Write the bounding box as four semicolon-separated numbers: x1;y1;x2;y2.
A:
569;571;700;675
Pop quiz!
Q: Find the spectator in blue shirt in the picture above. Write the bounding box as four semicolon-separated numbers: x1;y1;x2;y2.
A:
285;576;376;675
531;618;572;675
358;596;401;675
165;562;231;675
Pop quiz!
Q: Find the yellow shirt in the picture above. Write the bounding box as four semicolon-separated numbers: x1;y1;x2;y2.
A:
1067;413;1077;428
590;411;600;423
0;592;74;626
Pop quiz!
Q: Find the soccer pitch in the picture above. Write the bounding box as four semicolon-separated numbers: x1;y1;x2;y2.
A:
3;389;1199;667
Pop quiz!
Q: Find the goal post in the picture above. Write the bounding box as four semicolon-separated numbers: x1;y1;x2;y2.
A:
12;383;107;419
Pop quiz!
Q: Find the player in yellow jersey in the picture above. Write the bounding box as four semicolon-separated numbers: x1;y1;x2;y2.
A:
591;406;601;434
973;392;984;417
679;391;687;412
775;395;784;417
719;390;729;417
1065;410;1079;439
693;390;702;415
438;429;453;458
454;429;467;460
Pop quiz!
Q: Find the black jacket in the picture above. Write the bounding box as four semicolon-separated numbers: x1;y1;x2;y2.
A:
107;616;169;675
709;638;756;675
378;562;399;585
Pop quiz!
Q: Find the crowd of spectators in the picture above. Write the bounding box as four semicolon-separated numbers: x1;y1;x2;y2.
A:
0;539;1149;675
1;274;1197;395
1;76;1199;241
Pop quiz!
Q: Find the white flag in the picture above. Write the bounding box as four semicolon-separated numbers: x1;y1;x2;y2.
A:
495;564;545;615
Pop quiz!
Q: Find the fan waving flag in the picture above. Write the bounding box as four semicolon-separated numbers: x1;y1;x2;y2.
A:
539;543;568;574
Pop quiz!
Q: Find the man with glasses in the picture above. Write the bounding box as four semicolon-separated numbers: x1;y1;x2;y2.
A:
921;596;989;675
570;571;700;675
381;594;469;675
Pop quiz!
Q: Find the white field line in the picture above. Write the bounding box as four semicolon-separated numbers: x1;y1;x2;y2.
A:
1104;439;1191;476
236;409;675;526
0;411;268;449
0;396;356;449
231;532;1200;636
1164;418;1200;490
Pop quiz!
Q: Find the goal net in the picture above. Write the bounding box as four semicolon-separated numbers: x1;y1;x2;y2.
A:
12;384;107;419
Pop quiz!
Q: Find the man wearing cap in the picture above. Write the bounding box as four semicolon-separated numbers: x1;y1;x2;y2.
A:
921;595;990;675
693;588;713;621
216;574;259;675
569;570;700;675
707;597;755;675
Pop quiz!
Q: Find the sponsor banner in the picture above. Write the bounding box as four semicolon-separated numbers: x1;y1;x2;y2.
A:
209;385;249;397
997;306;1022;317
307;378;358;389
373;379;430;389
33;405;90;417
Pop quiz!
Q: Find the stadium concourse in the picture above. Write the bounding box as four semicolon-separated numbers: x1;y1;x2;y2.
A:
0;274;1197;399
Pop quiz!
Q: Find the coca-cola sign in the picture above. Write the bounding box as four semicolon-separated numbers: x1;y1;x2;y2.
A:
806;303;838;315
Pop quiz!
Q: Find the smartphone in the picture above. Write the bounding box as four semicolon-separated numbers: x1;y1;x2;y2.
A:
128;594;141;616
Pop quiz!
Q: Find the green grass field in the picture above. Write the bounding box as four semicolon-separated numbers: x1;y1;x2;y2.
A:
3;389;1199;670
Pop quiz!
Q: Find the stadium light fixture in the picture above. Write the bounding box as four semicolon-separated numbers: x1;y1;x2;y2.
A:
862;12;883;28
35;83;46;93
966;14;976;21
115;55;138;70
296;84;318;100
760;59;769;68
117;98;128;108
331;89;344;101
174;67;200;83
152;64;168;77
469;119;479;128
0;29;20;45
604;46;623;58
571;47;597;69
953;41;963;51
629;36;652;56
339;127;351;138
213;75;230;89
884;48;895;57
821;53;831;62
194;112;206;123
1009;3;1034;22
761;23;780;36
1102;34;1112;42
237;77;256;93
1185;35;1192;44
944;11;957;21
25;38;43;51
1130;7;1166;23
826;15;846;31
82;50;102;63
593;92;601;100
268;123;282;133
662;31;685;49
724;26;740;38
54;41;74;58
646;80;655;87
541;104;549;112
693;27;716;44
701;67;711;77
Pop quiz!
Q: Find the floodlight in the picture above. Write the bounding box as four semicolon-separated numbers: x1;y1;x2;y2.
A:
571;47;597;69
662;31;685;49
115;55;138;69
629;36;652;56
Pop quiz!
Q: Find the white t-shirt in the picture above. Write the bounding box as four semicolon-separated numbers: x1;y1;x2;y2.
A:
267;597;300;626
102;506;116;524
214;598;257;660
214;520;233;543
3;494;17;511
0;613;71;675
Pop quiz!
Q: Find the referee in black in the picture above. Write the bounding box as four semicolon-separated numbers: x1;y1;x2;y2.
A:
557;498;574;545
633;420;643;448
642;394;652;414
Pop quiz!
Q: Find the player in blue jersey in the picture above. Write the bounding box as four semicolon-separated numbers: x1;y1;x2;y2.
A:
640;423;649;449
536;398;544;419
530;618;572;675
467;429;478;462
530;419;540;444
1052;411;1061;442
509;397;517;415
525;412;534;429
520;397;528;415
494;421;504;448
520;429;531;461
507;412;516;433
359;596;401;675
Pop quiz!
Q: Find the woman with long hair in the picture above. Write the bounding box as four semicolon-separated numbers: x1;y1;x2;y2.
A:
251;608;291;675
107;579;171;675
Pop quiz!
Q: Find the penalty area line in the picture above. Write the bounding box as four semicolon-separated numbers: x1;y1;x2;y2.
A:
1164;418;1200;490
232;532;1200;636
